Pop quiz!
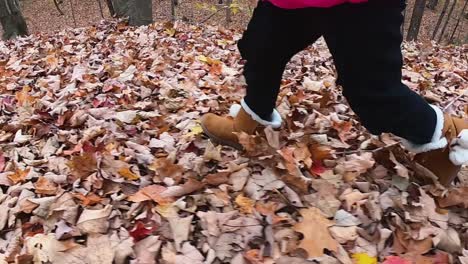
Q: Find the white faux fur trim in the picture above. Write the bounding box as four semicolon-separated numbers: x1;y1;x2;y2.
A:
230;100;282;128
401;105;448;154
449;129;468;165
241;100;282;128
229;104;241;117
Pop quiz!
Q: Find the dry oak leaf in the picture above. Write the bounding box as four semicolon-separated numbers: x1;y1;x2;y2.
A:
437;187;468;208
160;178;205;198
76;205;112;234
127;185;174;205
203;171;230;186
73;193;103;206
67;153;97;180
8;168;30;184
150;158;184;183
293;207;339;258
118;167;140;181
235;194;255;214
34;176;58;195
393;228;433;255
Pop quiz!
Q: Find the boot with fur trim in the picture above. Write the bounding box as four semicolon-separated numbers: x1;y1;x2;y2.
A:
201;100;282;150
402;105;468;186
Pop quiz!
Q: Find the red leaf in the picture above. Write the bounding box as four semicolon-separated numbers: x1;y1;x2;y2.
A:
129;221;158;242
309;160;326;176
382;256;411;264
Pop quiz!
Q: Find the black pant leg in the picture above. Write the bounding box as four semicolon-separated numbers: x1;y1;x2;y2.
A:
239;1;323;120
324;2;437;144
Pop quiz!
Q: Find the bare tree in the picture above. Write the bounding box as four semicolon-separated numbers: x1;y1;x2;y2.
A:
427;0;439;9
432;0;450;40
226;0;233;25
111;0;153;26
449;0;467;42
438;0;457;42
0;0;28;40
407;0;428;41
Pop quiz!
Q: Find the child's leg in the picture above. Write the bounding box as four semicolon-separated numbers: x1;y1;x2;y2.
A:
238;1;324;120
324;2;438;145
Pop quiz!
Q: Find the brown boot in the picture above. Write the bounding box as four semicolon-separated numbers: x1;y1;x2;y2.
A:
403;106;468;186
201;100;282;150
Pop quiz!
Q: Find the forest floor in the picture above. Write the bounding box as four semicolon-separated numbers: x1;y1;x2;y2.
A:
2;0;466;44
0;20;467;263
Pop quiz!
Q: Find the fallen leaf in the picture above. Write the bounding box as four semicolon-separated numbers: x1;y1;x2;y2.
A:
203;141;223;161
127;185;174;205
129;221;157;242
437;187;468;208
67;153;97;180
168;215;193;251
293;207;339;258
161;178;205;198
76;205;112;234
389;152;409;178
352;253;377;264
118;167;140;181
34;176;58;195
235;194;255;214
203;172;230;186
133;236;161;264
382;256;412;264
8;168;30;184
73;193;102;206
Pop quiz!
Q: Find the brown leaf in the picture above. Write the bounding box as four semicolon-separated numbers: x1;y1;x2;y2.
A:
67;153;97;180
389;151;410;179
235;194;255;214
203;172;230;186
34;176;58;195
8;168;30;184
118;167;140;181
393;228;433;255
127;185;174;205
73;193;103;206
150;158;184;183
437;187;468;208
161;178;205;198
293;207;339;258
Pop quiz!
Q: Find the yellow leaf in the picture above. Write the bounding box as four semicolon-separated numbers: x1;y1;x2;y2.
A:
235;194;255;214
165;27;176;37
184;124;204;138
118;167;140;181
352;253;377;264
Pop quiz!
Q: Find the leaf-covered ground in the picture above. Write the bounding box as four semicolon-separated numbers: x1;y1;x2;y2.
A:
0;21;467;264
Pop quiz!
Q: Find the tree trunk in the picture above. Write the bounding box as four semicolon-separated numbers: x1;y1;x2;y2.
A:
225;0;232;25
112;0;130;17
128;0;152;26
438;0;457;42
449;0;467;42
111;0;153;26
427;0;439;9
105;0;115;17
0;0;28;40
432;0;450;40
407;0;427;41
171;0;177;22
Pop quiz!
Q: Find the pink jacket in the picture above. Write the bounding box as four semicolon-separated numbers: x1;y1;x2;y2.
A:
267;0;368;8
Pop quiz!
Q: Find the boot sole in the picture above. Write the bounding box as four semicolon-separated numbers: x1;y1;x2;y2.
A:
201;123;243;151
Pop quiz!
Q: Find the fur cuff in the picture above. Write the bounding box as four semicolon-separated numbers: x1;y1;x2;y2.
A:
229;100;282;128
449;130;468;165
401;105;448;154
